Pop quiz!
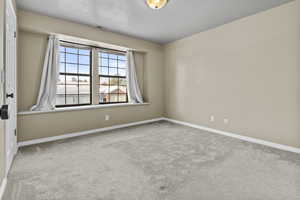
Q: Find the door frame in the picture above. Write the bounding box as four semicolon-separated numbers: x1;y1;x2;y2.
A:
4;0;18;176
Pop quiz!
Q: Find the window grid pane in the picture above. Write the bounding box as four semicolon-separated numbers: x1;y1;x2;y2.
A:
56;45;92;107
57;44;128;107
98;51;127;104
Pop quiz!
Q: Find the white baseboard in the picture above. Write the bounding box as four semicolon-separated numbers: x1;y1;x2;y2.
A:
0;177;7;200
18;118;165;147
162;118;300;154
18;117;300;154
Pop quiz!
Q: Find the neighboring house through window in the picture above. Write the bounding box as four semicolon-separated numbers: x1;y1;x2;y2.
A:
98;51;128;104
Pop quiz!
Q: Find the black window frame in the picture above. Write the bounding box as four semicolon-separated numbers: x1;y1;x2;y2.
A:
56;43;93;108
98;51;128;104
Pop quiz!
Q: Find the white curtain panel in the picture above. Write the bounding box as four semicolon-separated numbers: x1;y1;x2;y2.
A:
126;50;144;103
31;35;60;111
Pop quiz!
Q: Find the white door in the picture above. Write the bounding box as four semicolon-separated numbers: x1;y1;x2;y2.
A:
5;0;17;175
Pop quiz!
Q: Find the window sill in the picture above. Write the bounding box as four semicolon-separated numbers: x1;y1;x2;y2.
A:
18;103;150;116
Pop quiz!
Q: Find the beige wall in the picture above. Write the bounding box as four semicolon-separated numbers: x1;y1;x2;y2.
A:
18;31;47;111
17;1;300;149
17;10;164;142
164;0;300;148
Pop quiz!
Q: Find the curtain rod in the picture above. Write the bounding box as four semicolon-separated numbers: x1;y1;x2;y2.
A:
59;40;128;53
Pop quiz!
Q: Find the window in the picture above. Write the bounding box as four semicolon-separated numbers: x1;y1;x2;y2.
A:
98;52;128;104
56;44;92;107
56;41;128;107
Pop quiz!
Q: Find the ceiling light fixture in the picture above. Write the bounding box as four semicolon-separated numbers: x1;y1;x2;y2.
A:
146;0;169;10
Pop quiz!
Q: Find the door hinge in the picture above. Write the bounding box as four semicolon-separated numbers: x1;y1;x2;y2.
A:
14;31;17;38
0;69;4;84
14;129;17;136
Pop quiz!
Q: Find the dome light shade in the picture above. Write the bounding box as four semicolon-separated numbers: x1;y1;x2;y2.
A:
146;0;169;10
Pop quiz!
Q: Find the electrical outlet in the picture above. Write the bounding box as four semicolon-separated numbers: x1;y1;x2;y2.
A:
224;118;229;124
105;115;110;121
210;116;215;122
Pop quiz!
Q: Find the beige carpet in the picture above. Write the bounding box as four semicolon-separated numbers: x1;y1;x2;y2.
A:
3;121;300;200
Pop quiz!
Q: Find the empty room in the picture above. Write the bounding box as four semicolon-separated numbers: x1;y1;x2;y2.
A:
0;0;299;199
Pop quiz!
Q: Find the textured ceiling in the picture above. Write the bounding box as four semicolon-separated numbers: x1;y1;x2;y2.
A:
17;0;292;44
